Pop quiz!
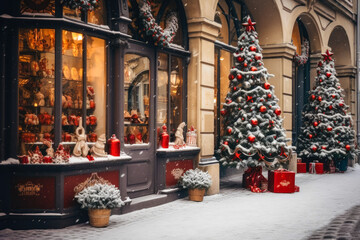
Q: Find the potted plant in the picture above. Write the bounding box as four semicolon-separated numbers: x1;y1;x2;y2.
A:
179;168;212;202
75;183;124;227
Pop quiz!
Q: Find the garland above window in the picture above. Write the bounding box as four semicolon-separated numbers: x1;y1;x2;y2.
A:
61;0;98;12
294;40;309;65
138;0;179;47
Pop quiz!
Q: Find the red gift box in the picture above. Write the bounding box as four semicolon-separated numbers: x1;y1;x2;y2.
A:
297;158;302;163
309;162;324;174
297;163;306;173
268;169;295;193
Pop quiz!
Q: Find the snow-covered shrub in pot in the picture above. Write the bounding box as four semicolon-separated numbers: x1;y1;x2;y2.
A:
179;168;212;202
75;183;124;227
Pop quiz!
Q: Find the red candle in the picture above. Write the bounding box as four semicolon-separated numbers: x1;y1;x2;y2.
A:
108;134;120;156
161;124;169;148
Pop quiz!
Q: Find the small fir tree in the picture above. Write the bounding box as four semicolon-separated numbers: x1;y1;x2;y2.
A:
297;50;357;168
215;16;292;170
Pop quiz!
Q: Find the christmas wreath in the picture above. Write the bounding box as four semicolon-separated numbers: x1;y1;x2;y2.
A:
61;0;99;12
294;40;309;65
138;0;179;47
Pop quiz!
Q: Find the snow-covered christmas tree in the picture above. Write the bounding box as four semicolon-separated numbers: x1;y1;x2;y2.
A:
215;16;292;171
297;50;357;170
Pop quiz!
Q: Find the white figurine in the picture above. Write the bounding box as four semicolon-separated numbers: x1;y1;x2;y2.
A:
73;118;89;157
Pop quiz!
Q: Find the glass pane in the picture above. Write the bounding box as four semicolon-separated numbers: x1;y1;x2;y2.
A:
20;0;55;15
88;1;107;25
157;53;168;146
170;57;183;142
63;6;81;21
219;50;232;138
62;30;83;144
124;54;150;144
18;28;55;156
86;36;107;142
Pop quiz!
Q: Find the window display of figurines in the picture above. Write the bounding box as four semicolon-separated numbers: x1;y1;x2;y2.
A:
124;54;150;145
62;31;83;143
18;28;55;156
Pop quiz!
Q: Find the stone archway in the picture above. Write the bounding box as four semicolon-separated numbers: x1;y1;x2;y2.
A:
328;26;356;129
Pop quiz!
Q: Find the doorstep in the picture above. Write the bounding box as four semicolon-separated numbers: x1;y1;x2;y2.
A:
119;188;187;214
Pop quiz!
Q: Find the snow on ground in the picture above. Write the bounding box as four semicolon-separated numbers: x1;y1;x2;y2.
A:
2;165;360;240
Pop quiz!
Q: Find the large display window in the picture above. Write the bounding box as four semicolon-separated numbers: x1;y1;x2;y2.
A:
18;28;108;156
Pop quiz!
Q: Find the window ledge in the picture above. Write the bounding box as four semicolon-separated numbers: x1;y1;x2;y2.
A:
156;146;200;158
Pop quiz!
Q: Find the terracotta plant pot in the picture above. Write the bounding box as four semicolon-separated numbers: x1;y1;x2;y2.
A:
188;188;206;202
88;208;111;227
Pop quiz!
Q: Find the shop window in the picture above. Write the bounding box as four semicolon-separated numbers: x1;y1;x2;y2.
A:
20;0;55;15
18;28;107;155
18;28;56;155
124;54;150;144
156;53;184;144
63;6;81;21
214;49;233;148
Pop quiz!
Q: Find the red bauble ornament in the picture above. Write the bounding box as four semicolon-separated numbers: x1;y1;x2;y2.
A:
250;66;258;71
246;96;253;102
318;96;322;101
251;119;258;126
267;93;272;98
346;145;351;151
224;141;229;146
244;62;248;67
228;74;235;80
313;121;318;127
259;106;267;113
249;46;257;51
233;87;237;91
329;105;333;110
226;99;232;104
108;134;120;156
227;128;232;134
326;72;332;78
309;134;313;139
312;146;318;152
332;94;336;98
220;109;226;116
310;95;316;100
236;74;243;80
339;103;344;107
321;146;326;150
264;82;270;89
274;109;281;116
327;126;333;132
248;135;255;143
237;56;244;62
254;55;261;60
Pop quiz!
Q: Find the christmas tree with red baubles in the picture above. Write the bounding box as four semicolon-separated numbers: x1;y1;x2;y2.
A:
215;16;292;190
297;50;357;171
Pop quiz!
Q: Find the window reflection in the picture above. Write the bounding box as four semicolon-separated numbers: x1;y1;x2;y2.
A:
170;57;183;141
124;54;150;144
88;0;107;25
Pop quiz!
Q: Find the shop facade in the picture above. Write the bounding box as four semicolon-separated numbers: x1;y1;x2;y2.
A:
0;0;358;229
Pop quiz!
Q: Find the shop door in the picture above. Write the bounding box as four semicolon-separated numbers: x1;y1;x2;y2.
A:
123;43;156;198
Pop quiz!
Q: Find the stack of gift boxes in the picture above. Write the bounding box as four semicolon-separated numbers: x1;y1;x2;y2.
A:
297;159;325;174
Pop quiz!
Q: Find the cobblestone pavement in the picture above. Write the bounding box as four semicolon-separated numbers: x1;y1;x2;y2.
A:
307;205;360;240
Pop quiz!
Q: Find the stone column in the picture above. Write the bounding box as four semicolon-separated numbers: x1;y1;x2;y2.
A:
262;43;296;142
187;17;221;195
337;66;357;131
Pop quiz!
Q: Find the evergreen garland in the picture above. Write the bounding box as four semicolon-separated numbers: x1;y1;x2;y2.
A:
138;0;178;47
62;0;99;12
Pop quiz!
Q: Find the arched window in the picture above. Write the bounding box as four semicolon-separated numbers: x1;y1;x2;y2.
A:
214;0;251;149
